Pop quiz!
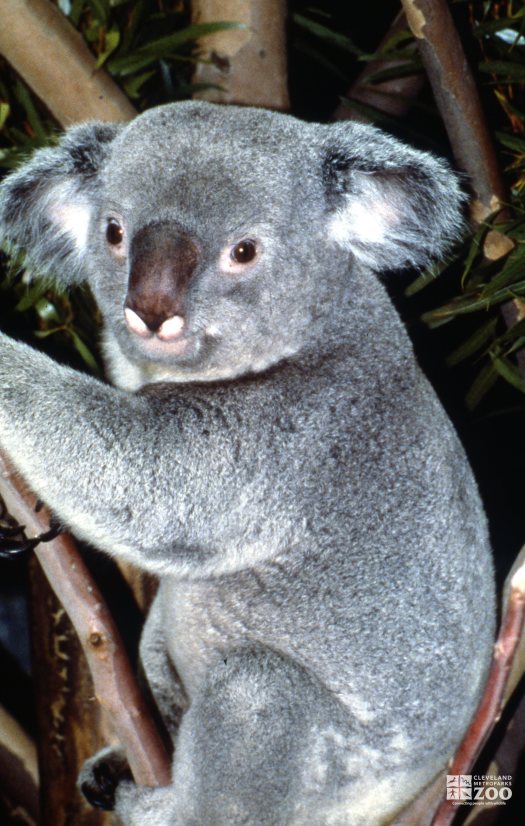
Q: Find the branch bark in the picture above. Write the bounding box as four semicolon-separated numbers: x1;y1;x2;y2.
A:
191;0;289;110
26;556;111;825
431;552;525;826
400;0;506;224
0;703;38;826
400;0;525;377
0;0;135;125
0;455;171;790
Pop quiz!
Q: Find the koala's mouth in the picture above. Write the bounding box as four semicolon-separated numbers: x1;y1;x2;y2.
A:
122;307;190;357
124;307;186;341
122;308;216;365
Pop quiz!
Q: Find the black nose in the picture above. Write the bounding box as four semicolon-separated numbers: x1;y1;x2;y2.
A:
125;221;199;332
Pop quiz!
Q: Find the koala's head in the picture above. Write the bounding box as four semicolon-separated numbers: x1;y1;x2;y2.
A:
0;102;465;389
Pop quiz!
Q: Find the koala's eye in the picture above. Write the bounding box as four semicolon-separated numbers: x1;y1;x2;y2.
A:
231;239;257;264
106;218;124;246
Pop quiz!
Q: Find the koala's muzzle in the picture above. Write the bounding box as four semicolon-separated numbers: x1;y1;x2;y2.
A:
125;221;198;341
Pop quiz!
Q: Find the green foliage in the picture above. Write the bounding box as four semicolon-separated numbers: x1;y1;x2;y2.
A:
62;0;242;104
0;266;103;374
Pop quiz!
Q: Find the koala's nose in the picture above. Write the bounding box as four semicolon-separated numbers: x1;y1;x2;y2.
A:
125;221;199;338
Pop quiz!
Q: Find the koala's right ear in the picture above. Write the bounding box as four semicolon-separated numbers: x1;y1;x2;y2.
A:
0;121;122;285
320;122;467;272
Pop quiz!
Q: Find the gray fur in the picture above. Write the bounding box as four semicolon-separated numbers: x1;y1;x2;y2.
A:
0;102;494;824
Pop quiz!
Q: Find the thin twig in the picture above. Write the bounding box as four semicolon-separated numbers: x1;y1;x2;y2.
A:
0;452;171;788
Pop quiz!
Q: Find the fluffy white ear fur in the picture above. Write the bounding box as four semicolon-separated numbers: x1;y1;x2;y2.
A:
48;186;93;254
322;123;466;272
0;120;121;286
327;186;400;268
326;171;442;272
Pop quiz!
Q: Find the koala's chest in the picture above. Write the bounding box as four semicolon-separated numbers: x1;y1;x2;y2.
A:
159;578;252;699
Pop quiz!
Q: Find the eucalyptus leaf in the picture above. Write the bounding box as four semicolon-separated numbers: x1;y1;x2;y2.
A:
122;70;157;99
13;80;48;144
480;244;525;297
493;317;525;349
447;318;498;366
490;353;525;394
474;14;525;37
507;335;525;355
69;0;85;26
95;27;121;69
479;60;525;81
405;258;453;297
465;362;500;410
70;331;100;374
15;283;49;312
34;327;65;339
34;298;61;324
0;102;10;129
108;21;244;76
293;14;363;55
362;63;423;85
86;0;109;25
375;28;414;53
423;279;525;322
496;131;525;152
460;226;487;287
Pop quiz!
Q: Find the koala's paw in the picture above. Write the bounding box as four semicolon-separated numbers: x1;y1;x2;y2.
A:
0;495;63;560
0;496;32;560
79;746;133;811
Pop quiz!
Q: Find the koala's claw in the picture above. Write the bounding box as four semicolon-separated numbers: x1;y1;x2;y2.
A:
81;761;119;811
80;748;133;811
0;494;62;559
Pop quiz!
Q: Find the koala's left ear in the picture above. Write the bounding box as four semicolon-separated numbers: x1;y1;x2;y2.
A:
321;122;467;271
0;121;122;286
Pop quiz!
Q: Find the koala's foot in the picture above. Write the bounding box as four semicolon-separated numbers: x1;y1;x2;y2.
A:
0;494;62;559
79;746;133;811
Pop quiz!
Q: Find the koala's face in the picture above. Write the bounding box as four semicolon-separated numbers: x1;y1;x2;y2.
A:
0;102;465;388
88;107;332;385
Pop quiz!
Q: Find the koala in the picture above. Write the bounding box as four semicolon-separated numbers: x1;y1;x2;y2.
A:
0;102;495;825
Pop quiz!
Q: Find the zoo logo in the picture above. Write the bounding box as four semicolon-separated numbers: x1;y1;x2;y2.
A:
446;775;512;804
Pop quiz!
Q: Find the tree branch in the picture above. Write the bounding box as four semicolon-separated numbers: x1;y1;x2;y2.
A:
0;0;135;125
400;0;525;377
431;551;525;826
0;703;38;825
0;454;171;789
400;0;506;224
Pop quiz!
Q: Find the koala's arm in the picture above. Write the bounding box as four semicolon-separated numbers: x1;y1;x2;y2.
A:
0;332;229;573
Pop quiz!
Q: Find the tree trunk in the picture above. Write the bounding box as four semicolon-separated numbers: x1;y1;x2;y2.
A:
191;0;289;110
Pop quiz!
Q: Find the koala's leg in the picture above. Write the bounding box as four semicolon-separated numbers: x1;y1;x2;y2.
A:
113;645;350;826
79;746;133;811
139;592;188;738
79;746;177;824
